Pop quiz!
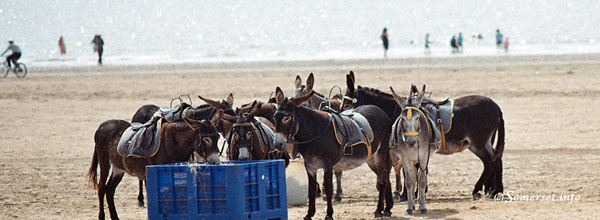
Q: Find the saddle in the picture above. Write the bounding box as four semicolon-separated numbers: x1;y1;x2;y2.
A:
252;117;287;153
330;110;374;160
117;103;190;158
422;99;455;151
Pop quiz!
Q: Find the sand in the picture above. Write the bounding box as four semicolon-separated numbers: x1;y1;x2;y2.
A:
1;54;600;219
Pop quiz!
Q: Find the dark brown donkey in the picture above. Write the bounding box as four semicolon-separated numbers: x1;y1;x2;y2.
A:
88;108;221;220
223;101;291;165
345;71;505;199
273;87;393;219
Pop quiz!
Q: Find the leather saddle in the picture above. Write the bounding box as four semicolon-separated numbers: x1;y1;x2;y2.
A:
252;117;286;153
331;110;374;157
422;99;455;151
117;103;190;158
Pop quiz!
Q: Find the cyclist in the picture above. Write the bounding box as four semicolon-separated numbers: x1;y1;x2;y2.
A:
1;40;22;71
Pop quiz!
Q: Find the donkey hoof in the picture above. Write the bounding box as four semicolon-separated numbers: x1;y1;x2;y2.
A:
303;217;312;220
473;193;482;200
420;208;428;214
383;210;392;217
322;195;328;201
406;209;413;215
334;196;342;202
374;211;383;218
137;201;145;208
324;215;334;220
393;191;401;199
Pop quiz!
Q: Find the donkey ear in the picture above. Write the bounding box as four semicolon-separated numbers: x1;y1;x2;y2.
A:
306;73;314;90
226;93;234;105
415;85;426;106
198;95;221;108
291;90;314;107
275;87;285;105
247;100;261;117
349;71;355;84
294;75;302;89
346;74;355;96
390;87;406;109
211;109;224;124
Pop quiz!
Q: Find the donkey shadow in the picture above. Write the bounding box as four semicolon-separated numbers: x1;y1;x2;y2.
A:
379;208;459;220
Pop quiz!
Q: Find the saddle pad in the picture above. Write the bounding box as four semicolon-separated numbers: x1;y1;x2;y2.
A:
332;111;374;149
253;117;286;152
424;100;454;134
117;118;162;158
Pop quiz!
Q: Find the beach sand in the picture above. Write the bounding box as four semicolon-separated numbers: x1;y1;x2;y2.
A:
1;54;599;219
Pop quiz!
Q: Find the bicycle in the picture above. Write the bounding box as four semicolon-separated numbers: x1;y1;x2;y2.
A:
1;60;27;78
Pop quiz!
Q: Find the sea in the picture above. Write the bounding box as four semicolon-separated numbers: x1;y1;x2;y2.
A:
1;0;599;67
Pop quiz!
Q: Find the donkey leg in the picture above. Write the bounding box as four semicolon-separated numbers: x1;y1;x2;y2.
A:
402;160;416;214
417;169;428;214
137;180;145;207
472;160;493;200
97;158;111;220
106;169;125;220
305;168;318;220
334;170;343;202
495;157;504;194
383;165;394;217
393;163;402;200
323;169;335;220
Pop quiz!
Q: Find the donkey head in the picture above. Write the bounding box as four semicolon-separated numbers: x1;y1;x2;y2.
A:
273;87;314;138
294;73;320;107
181;115;222;165
390;85;426;147
199;94;236;137
230;101;262;160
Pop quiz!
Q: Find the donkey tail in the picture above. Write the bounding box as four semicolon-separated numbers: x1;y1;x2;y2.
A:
492;117;505;161
87;149;99;190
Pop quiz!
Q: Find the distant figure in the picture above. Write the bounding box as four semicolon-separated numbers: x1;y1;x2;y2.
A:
424;33;431;54
91;35;104;65
58;36;66;54
503;37;509;52
450;35;458;53
381;28;389;58
457;32;464;53
1;40;22;70
495;29;504;48
477;33;483;40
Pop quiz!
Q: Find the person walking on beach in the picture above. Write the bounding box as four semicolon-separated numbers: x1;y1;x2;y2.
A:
457;32;464;53
1;40;22;71
58;36;66;55
503;37;509;52
450;35;458;53
381;28;389;58
495;29;503;48
424;33;431;54
91;35;104;65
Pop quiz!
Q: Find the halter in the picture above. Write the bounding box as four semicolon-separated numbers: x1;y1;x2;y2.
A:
274;108;332;145
398;107;431;143
195;123;220;160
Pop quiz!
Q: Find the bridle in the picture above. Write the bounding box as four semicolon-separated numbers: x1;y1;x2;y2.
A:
182;111;220;161
274;107;332;145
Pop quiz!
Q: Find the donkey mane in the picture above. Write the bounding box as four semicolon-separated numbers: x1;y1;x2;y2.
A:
357;86;394;99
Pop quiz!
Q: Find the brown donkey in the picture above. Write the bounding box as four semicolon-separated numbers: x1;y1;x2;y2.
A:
87;110;221;220
273;87;393;219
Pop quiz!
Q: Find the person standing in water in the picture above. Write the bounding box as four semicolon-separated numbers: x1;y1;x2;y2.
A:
457;32;464;53
424;33;431;54
495;29;504;48
381;28;389;58
91;35;104;65
58;36;66;54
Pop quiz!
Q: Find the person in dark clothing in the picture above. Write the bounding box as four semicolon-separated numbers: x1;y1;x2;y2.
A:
450;35;458;53
1;41;22;69
91;35;104;65
381;28;389;58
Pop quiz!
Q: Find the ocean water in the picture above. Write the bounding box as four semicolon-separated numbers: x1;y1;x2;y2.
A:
1;0;599;67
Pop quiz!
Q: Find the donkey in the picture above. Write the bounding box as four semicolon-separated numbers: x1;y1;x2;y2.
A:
127;96;234;207
345;71;505;199
273;87;394;219
225;101;291;166
389;85;437;214
88;108;221;220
